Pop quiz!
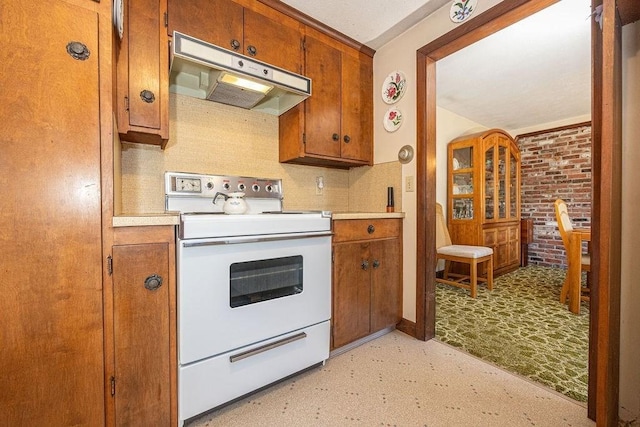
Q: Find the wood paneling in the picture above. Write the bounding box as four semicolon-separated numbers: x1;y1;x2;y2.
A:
0;0;104;423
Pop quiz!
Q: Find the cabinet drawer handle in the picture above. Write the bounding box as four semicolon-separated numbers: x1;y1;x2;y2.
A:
361;260;369;270
367;224;375;234
144;274;163;291
140;90;155;104
373;260;380;269
229;332;306;363
230;39;241;50
343;135;351;143
247;45;257;56
332;133;340;141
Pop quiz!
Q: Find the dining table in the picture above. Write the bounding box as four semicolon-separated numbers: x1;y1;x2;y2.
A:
566;227;591;314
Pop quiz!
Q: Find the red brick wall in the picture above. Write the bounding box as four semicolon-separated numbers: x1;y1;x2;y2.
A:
517;124;591;268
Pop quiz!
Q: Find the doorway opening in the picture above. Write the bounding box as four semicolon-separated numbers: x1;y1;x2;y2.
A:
430;0;592;402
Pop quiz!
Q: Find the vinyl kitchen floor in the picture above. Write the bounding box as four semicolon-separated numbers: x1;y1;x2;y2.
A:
187;330;594;427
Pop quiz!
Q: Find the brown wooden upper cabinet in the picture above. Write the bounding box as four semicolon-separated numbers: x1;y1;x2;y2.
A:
116;0;169;147
167;0;303;74
279;31;373;169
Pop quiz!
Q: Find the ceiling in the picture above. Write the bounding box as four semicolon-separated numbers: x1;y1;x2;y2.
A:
280;0;592;132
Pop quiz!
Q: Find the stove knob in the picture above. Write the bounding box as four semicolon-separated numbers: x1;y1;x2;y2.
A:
238;183;246;191
252;184;260;192
223;182;231;190
265;184;273;192
206;182;214;190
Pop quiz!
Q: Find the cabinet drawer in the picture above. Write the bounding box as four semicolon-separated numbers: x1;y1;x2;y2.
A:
332;219;401;242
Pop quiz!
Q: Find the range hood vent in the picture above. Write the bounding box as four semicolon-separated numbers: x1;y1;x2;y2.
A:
169;32;311;116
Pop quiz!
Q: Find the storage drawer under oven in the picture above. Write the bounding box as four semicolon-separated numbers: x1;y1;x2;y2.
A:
179;321;330;423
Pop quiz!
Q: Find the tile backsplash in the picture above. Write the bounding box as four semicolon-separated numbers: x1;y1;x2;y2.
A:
119;93;400;214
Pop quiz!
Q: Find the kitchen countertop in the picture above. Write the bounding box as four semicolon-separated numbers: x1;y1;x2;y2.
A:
112;213;180;227
332;212;405;220
112;211;404;227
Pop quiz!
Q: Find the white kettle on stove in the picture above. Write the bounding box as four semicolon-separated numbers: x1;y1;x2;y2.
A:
213;192;248;215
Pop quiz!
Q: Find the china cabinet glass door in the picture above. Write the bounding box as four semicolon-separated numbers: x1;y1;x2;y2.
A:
452;146;474;220
509;150;517;219
484;145;494;220
498;145;507;219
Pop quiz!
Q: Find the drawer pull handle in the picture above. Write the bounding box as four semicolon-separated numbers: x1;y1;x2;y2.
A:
229;332;307;363
373;259;380;269
367;224;375;234
361;260;369;270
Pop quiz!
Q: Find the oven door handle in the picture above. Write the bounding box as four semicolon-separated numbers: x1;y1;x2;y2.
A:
229;332;307;363
182;231;332;247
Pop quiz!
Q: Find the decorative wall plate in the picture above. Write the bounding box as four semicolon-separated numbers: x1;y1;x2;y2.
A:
381;71;406;104
113;0;124;40
383;107;403;132
450;0;477;23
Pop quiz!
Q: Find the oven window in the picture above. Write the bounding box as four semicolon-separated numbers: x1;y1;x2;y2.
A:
229;256;303;308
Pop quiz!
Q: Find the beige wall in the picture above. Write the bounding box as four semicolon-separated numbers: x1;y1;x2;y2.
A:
120;93;401;214
620;19;640;424
372;0;503;324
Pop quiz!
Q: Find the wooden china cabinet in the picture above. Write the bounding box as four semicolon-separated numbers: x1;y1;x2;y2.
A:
446;129;521;276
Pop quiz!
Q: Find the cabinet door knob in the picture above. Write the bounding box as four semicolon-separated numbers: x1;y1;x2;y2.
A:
343;135;351;143
332;133;340;141
144;274;163;291
360;260;369;270
230;39;241;50
66;41;90;61
372;260;380;269
247;45;257;56
140;90;155;104
367;224;375;234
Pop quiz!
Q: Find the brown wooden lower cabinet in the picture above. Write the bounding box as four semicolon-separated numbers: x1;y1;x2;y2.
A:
331;218;402;350
482;221;520;275
109;226;177;426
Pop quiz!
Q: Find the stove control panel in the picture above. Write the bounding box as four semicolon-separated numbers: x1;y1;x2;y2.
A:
165;172;283;199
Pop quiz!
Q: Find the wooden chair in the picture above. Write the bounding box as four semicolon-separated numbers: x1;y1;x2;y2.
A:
435;203;494;298
554;199;591;311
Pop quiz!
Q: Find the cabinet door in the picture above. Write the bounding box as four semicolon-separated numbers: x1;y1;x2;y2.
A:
484;142;496;220
113;243;171;426
304;35;342;158
370;239;402;332
340;52;372;162
332;243;371;349
167;0;243;52
118;0;169;145
243;8;302;73
0;0;104;423
509;148;519;220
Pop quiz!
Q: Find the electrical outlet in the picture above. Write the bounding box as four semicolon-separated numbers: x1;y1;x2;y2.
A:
406;175;415;192
316;176;324;195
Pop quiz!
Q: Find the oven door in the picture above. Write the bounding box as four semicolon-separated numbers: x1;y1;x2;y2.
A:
177;232;331;365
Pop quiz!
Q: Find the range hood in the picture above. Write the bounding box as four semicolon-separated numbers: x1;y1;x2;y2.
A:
169;32;311;116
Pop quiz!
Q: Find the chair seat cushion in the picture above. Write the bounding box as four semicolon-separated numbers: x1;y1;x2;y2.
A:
437;245;493;259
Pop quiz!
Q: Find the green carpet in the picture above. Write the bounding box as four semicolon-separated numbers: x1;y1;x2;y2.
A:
435;265;589;402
